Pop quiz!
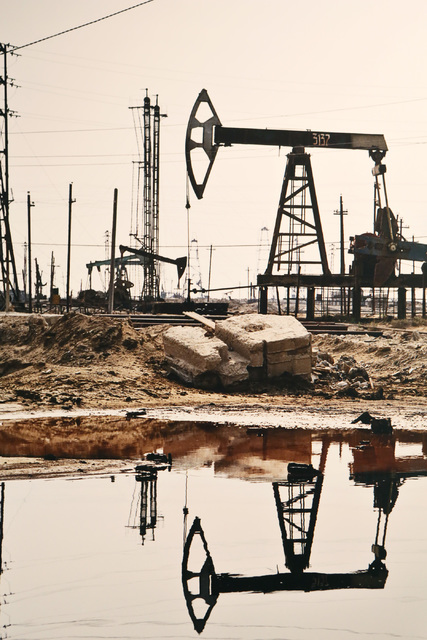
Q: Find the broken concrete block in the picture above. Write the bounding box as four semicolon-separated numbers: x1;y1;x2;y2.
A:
291;353;313;377
163;326;227;373
215;314;311;368
217;351;249;387
267;360;293;378
162;314;313;389
215;316;267;366
164;355;221;388
266;345;310;365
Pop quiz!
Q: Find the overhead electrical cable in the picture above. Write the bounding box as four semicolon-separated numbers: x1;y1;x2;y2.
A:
9;0;154;52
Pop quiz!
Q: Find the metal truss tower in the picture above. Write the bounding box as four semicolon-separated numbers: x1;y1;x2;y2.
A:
130;92;165;301
266;149;330;277
0;43;20;308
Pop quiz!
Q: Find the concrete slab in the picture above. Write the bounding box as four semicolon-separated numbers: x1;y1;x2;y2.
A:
162;314;313;388
163;326;227;372
215;314;311;367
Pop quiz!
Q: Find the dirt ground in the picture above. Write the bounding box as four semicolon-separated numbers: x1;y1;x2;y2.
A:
0;310;426;478
1;310;427;410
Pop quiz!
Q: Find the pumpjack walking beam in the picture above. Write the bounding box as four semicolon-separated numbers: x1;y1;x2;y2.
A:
186;90;387;201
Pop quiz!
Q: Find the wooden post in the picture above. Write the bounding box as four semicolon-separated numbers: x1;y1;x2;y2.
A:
259;286;268;314
107;188;118;314
352;287;361;321
397;287;406;319
207;244;213;302
306;287;315;320
66;184;75;312
27;192;34;312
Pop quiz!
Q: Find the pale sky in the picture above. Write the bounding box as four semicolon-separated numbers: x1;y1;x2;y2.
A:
3;0;427;299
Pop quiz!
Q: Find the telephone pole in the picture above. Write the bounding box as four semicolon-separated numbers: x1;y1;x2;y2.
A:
27;192;34;312
0;43;20;308
66;183;76;312
334;195;348;276
334;195;348;315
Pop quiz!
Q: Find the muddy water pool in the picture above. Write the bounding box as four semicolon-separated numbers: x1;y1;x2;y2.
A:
0;422;426;639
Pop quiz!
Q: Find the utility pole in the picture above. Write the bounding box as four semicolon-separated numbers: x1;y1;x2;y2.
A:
22;242;27;303
107;188;118;314
0;43;20;308
34;258;43;311
66;183;75;312
334;195;348;276
27;192;34;312
397;217;409;276
334;195;348;315
207;244;213;302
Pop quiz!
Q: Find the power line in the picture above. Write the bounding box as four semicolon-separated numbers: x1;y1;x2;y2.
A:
30;242;273;249
9;1;154;52
10;126;132;134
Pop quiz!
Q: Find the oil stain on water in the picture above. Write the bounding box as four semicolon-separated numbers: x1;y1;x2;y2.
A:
0;422;427;639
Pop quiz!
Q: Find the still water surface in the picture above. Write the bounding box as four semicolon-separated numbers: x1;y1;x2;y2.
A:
1;424;426;639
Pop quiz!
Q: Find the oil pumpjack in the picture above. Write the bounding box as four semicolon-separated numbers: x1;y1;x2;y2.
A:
185;89;427;317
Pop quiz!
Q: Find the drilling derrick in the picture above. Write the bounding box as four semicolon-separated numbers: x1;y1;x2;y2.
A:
142;94;155;298
131;92;166;301
152;101;160;261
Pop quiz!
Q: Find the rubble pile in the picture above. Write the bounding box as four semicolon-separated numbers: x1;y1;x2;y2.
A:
163;314;312;389
312;353;375;398
312;327;427;398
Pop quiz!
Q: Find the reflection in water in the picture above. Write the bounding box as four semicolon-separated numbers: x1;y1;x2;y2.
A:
127;456;171;544
0;483;4;573
273;464;324;573
1;422;427;639
182;431;427;633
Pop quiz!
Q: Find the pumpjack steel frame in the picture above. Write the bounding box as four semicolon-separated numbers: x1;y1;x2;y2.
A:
265;148;330;277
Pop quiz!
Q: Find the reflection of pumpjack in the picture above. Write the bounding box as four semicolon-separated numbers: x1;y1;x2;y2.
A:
182;462;390;634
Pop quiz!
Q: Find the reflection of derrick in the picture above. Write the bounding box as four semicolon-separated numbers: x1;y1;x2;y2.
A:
128;458;171;544
128;467;160;544
136;468;158;543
